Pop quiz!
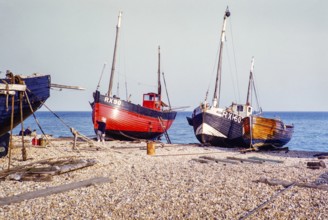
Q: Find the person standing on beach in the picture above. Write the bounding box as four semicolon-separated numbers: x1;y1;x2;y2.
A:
97;117;106;143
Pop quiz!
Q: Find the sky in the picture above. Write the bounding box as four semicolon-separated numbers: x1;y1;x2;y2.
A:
0;0;327;112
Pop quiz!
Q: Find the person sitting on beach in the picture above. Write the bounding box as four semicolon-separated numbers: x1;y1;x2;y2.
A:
96;117;106;143
24;127;32;136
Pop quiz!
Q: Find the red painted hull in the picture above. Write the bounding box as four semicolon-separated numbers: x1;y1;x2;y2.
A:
91;92;177;140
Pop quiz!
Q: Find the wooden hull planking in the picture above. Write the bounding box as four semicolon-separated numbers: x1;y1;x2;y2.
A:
243;116;294;148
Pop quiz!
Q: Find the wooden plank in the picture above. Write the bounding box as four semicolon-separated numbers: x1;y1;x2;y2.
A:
226;156;264;164
191;158;212;164
0;84;26;91
0;91;16;95
0;177;111;206
199;156;239;164
307;161;326;168
247;156;284;164
51;83;85;90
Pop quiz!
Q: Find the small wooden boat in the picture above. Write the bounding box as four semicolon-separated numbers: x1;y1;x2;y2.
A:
242;58;294;148
243;116;294;148
0;71;51;157
91;12;177;141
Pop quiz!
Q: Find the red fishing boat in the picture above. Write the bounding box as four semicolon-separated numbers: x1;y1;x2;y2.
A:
91;12;176;141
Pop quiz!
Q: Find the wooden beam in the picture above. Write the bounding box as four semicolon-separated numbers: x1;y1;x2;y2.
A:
247;156;284;164
51;83;85;90
0;177;111;206
226;156;264;164
191;158;212;164
0;84;26;91
199;156;239;164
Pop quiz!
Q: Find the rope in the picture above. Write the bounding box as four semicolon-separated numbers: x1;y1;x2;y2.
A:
228;18;241;103
39;101;94;145
25;84;95;147
24;91;54;147
225;45;238;103
205;43;221;102
251;73;261;112
161;72;171;110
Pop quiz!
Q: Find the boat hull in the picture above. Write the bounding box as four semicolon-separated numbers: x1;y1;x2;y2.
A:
0;74;51;137
243;116;294;148
92;91;177;141
188;106;245;147
0;133;10;158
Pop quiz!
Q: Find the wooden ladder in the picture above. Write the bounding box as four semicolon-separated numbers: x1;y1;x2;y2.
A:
158;117;171;144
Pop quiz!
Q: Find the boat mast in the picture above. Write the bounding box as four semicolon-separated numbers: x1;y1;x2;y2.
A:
107;11;122;97
158;46;162;97
212;7;230;107
246;57;255;105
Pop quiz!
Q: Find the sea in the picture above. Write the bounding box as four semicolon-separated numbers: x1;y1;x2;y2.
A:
13;111;328;152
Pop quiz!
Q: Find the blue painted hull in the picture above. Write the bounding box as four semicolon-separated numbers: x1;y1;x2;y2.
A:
0;74;51;138
188;111;245;147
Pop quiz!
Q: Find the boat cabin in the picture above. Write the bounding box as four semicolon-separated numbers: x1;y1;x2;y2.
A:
143;93;161;110
228;103;253;118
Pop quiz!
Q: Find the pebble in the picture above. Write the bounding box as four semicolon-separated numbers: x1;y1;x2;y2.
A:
0;137;327;219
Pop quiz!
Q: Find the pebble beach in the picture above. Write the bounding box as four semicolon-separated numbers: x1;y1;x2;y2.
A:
0;136;327;219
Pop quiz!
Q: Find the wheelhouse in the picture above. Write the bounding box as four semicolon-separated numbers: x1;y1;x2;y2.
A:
142;93;161;110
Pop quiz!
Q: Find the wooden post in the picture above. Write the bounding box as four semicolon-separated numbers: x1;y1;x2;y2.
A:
20;91;27;161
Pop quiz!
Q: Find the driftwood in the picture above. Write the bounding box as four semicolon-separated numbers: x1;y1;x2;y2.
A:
240;181;295;220
70;127;95;149
226;156;264;164
0;177;111;206
199;156;239;164
317;156;328;160
247;156;284;164
255;177;328;191
307;161;326;169
1;158;97;182
191;158;212;164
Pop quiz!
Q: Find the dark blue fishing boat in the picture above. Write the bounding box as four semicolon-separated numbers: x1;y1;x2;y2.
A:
187;7;252;147
0;71;50;157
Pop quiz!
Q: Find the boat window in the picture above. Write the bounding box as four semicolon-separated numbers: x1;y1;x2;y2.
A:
248;107;252;113
144;95;151;100
237;105;243;112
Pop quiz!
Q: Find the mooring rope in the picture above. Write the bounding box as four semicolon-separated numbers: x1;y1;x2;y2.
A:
39;101;94;144
24;90;54;148
24;84;94;146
